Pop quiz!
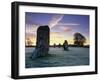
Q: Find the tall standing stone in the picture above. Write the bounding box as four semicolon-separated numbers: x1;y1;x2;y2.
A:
31;25;50;59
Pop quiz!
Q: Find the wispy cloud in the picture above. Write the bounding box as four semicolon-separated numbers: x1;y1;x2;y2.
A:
48;15;64;28
57;23;80;26
48;14;80;29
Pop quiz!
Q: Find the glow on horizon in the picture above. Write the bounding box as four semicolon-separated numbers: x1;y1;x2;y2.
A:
25;32;90;46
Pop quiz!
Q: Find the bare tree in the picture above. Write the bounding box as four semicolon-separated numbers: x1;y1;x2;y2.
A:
73;32;86;46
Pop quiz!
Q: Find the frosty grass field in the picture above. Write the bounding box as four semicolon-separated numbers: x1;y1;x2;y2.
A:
25;47;89;68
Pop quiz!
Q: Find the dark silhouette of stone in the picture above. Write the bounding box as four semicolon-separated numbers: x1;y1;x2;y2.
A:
58;43;61;48
31;25;50;59
63;40;69;51
53;43;56;48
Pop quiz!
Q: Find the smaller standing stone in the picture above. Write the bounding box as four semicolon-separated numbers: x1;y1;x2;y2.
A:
63;40;69;51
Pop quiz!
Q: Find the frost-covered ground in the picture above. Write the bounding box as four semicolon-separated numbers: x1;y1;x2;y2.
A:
25;47;89;68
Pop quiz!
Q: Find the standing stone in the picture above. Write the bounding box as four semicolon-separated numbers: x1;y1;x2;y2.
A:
31;25;50;59
63;40;69;51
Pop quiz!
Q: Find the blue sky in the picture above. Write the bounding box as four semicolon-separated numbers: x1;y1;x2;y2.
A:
25;12;89;45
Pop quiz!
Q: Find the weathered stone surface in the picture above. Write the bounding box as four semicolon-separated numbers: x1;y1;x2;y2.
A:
31;25;50;59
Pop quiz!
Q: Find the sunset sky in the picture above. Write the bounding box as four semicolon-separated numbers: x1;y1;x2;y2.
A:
25;12;89;46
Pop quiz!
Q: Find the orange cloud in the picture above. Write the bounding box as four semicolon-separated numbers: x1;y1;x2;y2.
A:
63;27;72;32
